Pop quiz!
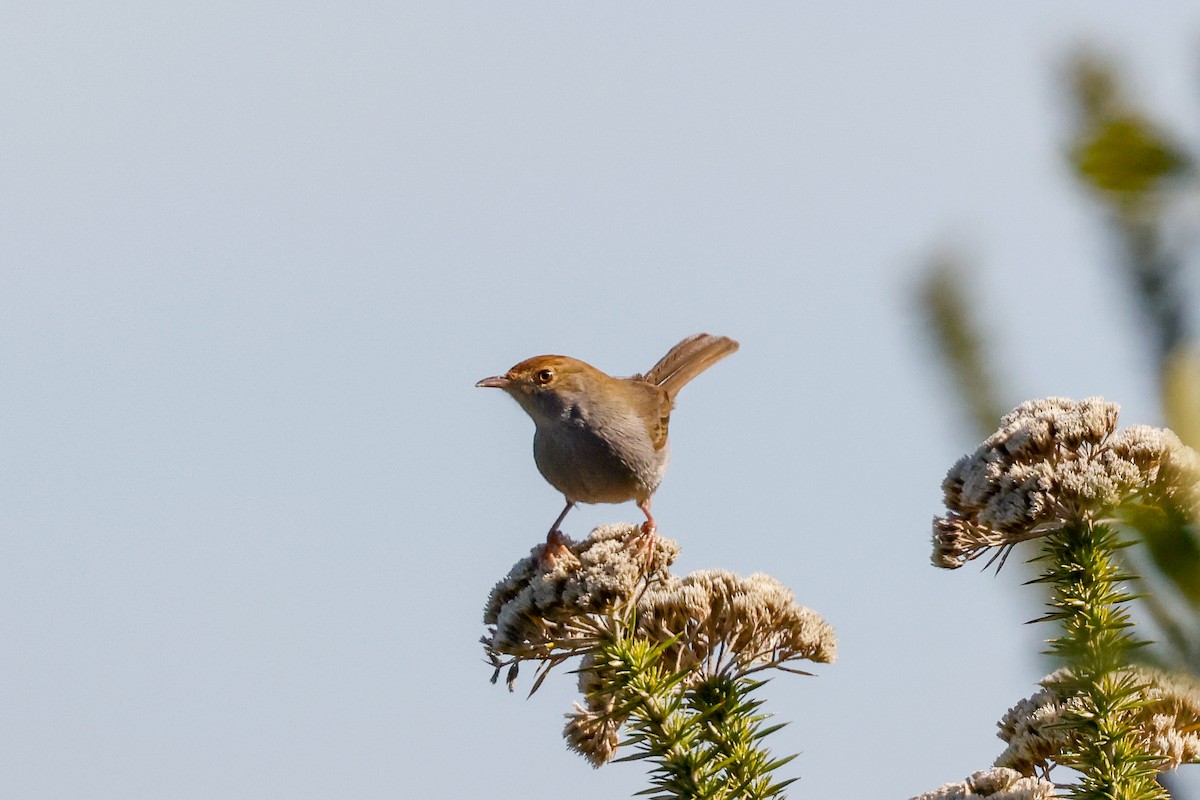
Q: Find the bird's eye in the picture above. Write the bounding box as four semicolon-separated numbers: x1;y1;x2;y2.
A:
535;368;554;385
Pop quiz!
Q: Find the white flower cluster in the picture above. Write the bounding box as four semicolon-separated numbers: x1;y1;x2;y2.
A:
484;524;836;767
563;661;622;768
996;666;1200;775
637;570;837;677
909;768;1055;800
560;570;837;767
933;397;1200;568
483;523;680;661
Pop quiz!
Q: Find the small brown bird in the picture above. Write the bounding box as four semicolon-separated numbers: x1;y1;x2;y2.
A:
477;333;738;553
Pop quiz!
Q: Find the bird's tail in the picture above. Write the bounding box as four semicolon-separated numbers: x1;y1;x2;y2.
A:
641;333;739;401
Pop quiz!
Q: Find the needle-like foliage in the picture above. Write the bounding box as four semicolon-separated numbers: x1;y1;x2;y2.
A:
924;397;1200;799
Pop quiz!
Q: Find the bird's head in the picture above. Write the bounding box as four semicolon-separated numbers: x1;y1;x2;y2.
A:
476;355;607;424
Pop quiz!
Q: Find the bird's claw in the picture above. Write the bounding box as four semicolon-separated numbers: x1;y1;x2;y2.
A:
618;522;658;575
539;528;571;569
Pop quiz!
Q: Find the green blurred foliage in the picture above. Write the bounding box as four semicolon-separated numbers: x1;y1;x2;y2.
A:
1069;56;1189;208
1072;115;1185;198
916;257;1006;436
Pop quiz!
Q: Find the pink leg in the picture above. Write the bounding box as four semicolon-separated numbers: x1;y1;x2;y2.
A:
637;499;656;536
633;498;658;572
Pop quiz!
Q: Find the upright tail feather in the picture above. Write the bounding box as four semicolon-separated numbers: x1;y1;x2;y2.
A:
641;333;739;400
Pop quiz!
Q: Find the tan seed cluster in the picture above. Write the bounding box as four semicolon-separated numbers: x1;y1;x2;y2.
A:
933;397;1200;568
909;768;1055;800
483;524;680;661
637;570;837;676
483;524;836;767
996;667;1200;774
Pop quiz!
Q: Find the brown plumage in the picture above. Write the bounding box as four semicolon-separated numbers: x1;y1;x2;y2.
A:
477;333;738;556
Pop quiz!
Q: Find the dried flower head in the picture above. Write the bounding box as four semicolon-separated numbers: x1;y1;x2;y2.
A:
559;651;625;766
563;702;621;767
996;666;1200;774
1108;424;1200;511
636;570;837;677
932;397;1200;568
484;524;836;771
483;523;680;671
910;768;1056;800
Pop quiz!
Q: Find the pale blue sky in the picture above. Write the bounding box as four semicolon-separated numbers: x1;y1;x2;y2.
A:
2;4;1198;799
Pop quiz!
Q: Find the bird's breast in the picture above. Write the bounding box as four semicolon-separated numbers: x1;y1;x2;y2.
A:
532;406;669;505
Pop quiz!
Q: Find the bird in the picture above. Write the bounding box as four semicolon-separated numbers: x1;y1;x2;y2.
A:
476;333;738;557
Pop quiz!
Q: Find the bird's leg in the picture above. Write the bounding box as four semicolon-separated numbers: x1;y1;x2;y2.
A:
540;498;575;568
547;498;576;541
630;498;659;573
637;499;656;537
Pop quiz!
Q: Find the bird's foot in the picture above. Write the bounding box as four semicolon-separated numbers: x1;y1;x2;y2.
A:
538;528;571;570
623;521;659;575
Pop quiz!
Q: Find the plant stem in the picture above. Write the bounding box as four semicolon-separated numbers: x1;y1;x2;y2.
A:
1036;520;1167;800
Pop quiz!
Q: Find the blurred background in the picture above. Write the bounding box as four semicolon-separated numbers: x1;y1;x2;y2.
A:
3;3;1199;798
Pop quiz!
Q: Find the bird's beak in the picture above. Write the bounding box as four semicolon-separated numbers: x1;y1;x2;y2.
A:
476;375;511;389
